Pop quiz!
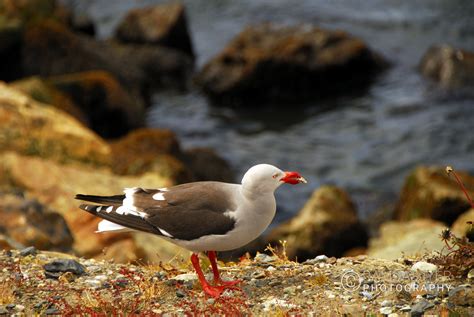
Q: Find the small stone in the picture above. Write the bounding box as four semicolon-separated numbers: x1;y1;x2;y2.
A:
283;286;296;294
360;291;375;301
45;307;60;315
410;261;437;273
268;280;281;287
207;298;215;305
85;279;102;288
171;273;197;282
43;259;86;279
6;304;15;310
305;255;328;264
19;246;37;257
448;285;474;306
379;307;392;315
15;305;24;312
468;268;474;279
0;307;7;315
251;271;266;279
387;314;399;317
399;305;411;312
176;290;186;298
410;300;434;317
380;300;393;307
266;266;276;272
254;253;277;263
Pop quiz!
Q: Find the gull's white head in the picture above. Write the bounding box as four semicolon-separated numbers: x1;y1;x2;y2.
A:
241;164;307;194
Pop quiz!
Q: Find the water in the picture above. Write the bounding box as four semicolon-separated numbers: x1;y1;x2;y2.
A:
71;0;474;222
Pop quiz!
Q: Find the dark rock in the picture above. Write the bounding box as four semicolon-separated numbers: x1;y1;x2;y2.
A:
266;186;368;260
448;286;474;306
21;19;193;96
43;259;86;279
183;147;235;182
19;246;37;256
420;45;474;91
47;71;145;138
0;192;74;252
70;14;95;36
5;304;15;310
196;23;387;106
115;2;194;57
410;299;434;316
44;306;60;315
394;166;474;225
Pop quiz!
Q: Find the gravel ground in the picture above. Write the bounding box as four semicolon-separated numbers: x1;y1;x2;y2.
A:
0;248;472;316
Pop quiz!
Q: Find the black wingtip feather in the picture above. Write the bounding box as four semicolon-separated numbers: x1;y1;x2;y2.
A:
75;194;125;205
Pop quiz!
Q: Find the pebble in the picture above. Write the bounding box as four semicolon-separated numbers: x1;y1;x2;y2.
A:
19;246;37;257
45;307;60;315
254;253;277;263
410;299;434;316
207;298;215;305
251;271;266;279
6;304;15;310
15;305;25;312
448;285;473;306
283;286;296;294
171;273;197;282
380;300;393;307
468;268;474;279
85;279;102;288
268;280;281;287
43;259;86;279
360;290;375;301
176;290;186;298
304;255;328;264
379;307;392;315
399;304;411;312
266;266;276;272
410;261;437;273
0;307;7;315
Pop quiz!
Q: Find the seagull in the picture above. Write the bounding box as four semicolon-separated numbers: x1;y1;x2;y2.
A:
75;164;307;297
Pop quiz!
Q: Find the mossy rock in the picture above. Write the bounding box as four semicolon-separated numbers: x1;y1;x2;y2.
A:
394;166;474;225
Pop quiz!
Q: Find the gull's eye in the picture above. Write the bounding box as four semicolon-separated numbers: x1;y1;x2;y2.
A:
272;173;280;179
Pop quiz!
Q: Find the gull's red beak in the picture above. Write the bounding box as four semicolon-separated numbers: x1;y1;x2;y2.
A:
280;171;307;185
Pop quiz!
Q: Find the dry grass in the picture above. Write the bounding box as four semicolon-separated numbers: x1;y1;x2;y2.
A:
0;281;15;305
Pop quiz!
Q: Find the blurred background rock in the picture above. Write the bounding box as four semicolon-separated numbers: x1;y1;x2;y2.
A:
0;0;472;263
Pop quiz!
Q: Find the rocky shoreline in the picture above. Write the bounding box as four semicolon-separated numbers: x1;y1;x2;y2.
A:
0;1;473;315
0;248;472;316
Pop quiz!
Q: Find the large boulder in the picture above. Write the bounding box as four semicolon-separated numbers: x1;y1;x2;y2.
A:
110;128;192;183
394;166;474;225
0;81;110;166
367;219;446;260
0;191;73;252
196;23;386;105
10;76;87;125
47;71;145;138
0;151;181;262
451;209;474;241
183;147;235;183
115;2;194;57
420;45;474;90
21;19;193;94
266;186;368;260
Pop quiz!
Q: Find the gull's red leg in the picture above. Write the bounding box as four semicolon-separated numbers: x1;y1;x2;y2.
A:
190;253;224;298
207;251;241;287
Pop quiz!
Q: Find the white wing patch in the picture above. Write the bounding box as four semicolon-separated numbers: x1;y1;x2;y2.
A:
120;187;148;218
96;220;129;233
153;192;166;201
106;206;113;213
158;227;173;238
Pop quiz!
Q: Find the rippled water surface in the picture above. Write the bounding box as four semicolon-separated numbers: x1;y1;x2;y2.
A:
75;0;474;222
